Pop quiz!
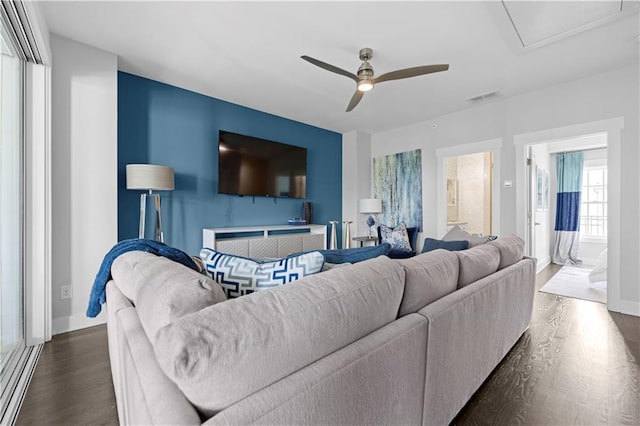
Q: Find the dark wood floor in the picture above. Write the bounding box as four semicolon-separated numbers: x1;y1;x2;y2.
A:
455;263;640;425
15;264;640;425
15;325;117;425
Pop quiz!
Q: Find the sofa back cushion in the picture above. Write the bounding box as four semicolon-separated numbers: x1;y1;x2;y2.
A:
488;234;525;269
153;255;405;418
397;249;459;317
456;244;500;288
111;251;227;341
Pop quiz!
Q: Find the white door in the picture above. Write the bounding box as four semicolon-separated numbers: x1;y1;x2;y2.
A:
527;145;552;266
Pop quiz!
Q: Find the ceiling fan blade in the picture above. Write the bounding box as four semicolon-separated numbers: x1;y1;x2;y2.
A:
374;64;449;84
346;90;364;112
301;55;358;83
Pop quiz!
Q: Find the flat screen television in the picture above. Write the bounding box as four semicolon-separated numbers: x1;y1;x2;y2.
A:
218;130;307;198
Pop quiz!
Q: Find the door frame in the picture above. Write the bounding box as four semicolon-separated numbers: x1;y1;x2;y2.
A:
514;117;623;313
436;138;502;239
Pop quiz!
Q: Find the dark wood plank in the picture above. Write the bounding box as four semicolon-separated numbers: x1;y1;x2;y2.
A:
15;264;640;425
453;263;640;425
15;325;117;425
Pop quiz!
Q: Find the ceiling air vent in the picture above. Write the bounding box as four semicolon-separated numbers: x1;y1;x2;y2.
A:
468;90;501;102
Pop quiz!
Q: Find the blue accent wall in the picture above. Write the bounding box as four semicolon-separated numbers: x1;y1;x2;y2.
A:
118;72;342;255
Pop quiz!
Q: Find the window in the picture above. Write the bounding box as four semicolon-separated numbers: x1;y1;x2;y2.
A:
580;166;607;238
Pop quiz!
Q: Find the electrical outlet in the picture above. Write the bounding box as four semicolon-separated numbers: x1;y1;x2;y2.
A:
60;285;72;300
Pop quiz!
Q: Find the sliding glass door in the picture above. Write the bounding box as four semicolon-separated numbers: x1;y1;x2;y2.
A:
0;18;25;419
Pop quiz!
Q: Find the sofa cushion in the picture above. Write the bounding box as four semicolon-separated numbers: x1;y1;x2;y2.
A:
397;249;459;317
153;256;406;417
443;225;488;248
421;237;469;253
111;251;227;341
318;243;391;264
456;244;500;288
488;235;525;269
200;248;324;298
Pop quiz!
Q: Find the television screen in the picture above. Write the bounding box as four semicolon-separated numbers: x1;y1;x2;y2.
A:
218;131;307;198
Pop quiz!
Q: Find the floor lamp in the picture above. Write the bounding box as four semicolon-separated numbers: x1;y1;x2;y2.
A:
126;164;175;242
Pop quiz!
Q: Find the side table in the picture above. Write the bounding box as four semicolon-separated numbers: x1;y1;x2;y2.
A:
352;236;378;247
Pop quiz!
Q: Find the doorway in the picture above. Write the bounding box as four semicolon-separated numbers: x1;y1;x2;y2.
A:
445;151;493;236
526;135;607;266
514;117;623;312
436;138;502;239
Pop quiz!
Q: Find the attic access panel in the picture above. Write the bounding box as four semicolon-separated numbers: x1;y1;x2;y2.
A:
502;0;623;47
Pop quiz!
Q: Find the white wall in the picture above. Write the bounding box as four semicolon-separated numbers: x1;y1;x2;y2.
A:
342;131;372;245
50;34;118;334
363;64;639;316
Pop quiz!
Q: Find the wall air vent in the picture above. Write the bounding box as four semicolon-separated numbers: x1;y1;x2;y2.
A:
467;90;501;102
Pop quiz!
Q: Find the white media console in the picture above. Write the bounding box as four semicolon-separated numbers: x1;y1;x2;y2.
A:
202;224;327;258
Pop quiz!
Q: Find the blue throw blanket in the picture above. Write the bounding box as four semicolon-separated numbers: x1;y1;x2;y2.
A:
86;239;198;318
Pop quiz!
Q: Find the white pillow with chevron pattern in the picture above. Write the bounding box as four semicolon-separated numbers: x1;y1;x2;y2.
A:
200;248;325;298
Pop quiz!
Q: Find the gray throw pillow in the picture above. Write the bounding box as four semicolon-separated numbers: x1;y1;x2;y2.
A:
442;225;487;247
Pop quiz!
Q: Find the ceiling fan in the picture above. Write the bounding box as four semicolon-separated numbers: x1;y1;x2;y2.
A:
301;48;449;112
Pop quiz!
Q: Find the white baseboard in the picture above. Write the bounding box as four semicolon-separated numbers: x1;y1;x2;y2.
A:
609;299;640;317
536;256;551;273
52;312;106;335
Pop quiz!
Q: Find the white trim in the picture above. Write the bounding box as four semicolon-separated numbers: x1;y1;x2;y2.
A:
536;256;551;273
436;138;502;238
52;314;106;336
24;62;51;346
21;2;51;65
513;117;625;315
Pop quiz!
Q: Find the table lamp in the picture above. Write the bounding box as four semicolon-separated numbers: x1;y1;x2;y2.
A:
358;198;383;237
126;164;174;242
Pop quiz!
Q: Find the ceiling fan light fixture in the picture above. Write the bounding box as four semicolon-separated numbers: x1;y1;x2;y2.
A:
358;79;374;92
301;48;449;111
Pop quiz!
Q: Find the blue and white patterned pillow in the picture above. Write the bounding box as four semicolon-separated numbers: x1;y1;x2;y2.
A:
200;248;325;298
380;222;411;251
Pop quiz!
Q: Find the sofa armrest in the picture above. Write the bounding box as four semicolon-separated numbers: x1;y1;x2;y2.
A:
112;307;201;425
205;314;428;426
417;258;536;425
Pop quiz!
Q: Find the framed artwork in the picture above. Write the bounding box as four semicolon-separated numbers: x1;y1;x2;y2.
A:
373;149;423;231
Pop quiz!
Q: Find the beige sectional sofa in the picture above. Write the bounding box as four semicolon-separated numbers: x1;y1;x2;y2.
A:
106;235;535;425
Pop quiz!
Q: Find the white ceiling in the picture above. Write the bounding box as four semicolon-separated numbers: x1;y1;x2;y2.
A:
39;1;639;134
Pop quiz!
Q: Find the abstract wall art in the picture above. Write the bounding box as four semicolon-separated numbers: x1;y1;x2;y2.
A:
373;149;423;231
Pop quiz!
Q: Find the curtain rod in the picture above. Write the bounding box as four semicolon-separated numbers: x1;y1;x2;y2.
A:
551;146;607;155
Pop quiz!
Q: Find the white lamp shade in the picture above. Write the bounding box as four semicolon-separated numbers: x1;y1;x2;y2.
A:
358;198;382;214
126;164;175;191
